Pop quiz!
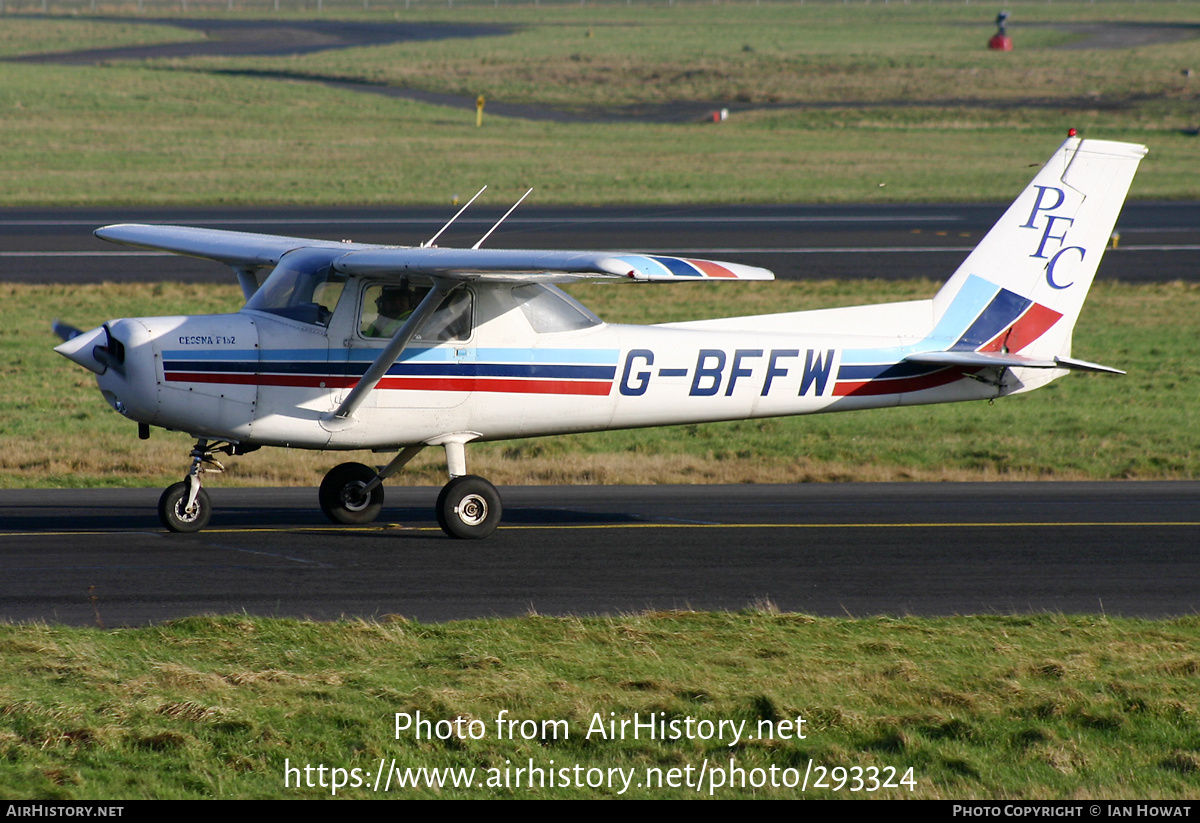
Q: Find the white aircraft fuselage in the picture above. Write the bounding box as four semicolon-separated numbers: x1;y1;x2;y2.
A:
55;137;1146;538
89;291;1037;452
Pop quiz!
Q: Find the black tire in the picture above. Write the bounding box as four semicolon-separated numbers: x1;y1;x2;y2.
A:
158;481;212;533
319;462;384;525
436;475;502;539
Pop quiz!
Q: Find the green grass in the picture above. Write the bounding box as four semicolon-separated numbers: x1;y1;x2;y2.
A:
2;612;1199;799
1;4;1200;204
0;17;203;58
153;2;1194;109
11;279;1199;488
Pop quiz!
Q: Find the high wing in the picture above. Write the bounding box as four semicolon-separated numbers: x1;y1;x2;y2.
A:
333;247;773;282
94;224;774;283
94;224;356;268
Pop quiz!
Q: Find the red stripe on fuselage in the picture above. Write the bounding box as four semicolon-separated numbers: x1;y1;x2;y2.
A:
832;367;969;397
376;376;612;395
165;372;612;396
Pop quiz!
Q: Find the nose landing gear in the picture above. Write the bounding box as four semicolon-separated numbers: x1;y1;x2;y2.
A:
158;439;229;533
158;439;257;533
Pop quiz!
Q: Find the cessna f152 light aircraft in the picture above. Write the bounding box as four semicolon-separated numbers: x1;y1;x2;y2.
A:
56;137;1145;539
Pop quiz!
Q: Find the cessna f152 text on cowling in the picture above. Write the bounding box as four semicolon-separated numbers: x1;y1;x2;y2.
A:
55;138;1145;538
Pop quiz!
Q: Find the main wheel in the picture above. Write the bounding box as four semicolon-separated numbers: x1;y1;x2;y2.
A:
158;481;211;533
436;475;502;539
319;462;384;525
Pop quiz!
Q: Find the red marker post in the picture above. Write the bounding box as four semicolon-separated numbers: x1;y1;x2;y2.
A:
989;11;1013;51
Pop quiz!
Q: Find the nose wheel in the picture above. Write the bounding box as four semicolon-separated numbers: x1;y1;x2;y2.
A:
158;480;211;533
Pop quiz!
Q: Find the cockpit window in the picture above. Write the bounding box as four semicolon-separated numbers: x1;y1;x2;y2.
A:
512;284;602;333
244;247;348;326
360;282;472;342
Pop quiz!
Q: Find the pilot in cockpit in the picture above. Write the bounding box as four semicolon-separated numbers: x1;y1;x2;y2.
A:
364;283;418;337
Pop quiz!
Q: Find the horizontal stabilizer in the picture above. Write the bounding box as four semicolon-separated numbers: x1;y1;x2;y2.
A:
1053;355;1126;375
905;350;1124;374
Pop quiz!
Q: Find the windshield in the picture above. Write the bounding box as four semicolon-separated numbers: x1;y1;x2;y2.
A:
244;247;348;326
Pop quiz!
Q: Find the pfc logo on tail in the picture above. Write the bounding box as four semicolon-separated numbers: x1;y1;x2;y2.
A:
1020;184;1086;290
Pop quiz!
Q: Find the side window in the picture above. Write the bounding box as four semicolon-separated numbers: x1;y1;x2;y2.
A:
361;282;427;338
512;284;602;333
360;283;473;342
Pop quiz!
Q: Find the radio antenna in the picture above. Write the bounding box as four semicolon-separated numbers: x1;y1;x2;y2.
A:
422;185;487;248
472;188;533;249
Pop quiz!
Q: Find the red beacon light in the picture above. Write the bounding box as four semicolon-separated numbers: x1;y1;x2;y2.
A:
1068;128;1078;138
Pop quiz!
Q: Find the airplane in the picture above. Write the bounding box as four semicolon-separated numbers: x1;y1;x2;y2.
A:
55;136;1145;539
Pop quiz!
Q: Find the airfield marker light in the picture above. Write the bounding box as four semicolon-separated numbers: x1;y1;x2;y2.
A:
1068;128;1078;138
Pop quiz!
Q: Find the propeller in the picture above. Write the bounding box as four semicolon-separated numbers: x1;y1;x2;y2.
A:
51;319;84;342
52;321;125;375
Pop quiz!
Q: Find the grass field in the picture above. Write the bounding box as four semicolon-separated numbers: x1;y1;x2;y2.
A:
0;4;1199;204
2;612;1199;799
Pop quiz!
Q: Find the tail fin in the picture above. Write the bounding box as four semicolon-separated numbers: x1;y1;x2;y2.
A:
926;138;1145;369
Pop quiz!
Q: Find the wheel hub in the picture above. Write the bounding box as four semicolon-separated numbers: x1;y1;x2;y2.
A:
341;482;370;512
455;494;488;526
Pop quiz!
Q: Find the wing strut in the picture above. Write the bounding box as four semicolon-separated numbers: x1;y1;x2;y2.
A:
234;266;260;300
320;283;455;429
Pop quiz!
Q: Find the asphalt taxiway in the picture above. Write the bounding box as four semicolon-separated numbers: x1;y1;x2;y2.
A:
2;482;1197;626
4;202;1200;285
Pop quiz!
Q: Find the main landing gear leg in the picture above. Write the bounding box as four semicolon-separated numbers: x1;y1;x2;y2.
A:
435;440;502;540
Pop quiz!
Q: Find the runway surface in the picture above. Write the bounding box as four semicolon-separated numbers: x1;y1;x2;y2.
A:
2;482;1197;626
3;202;1200;284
